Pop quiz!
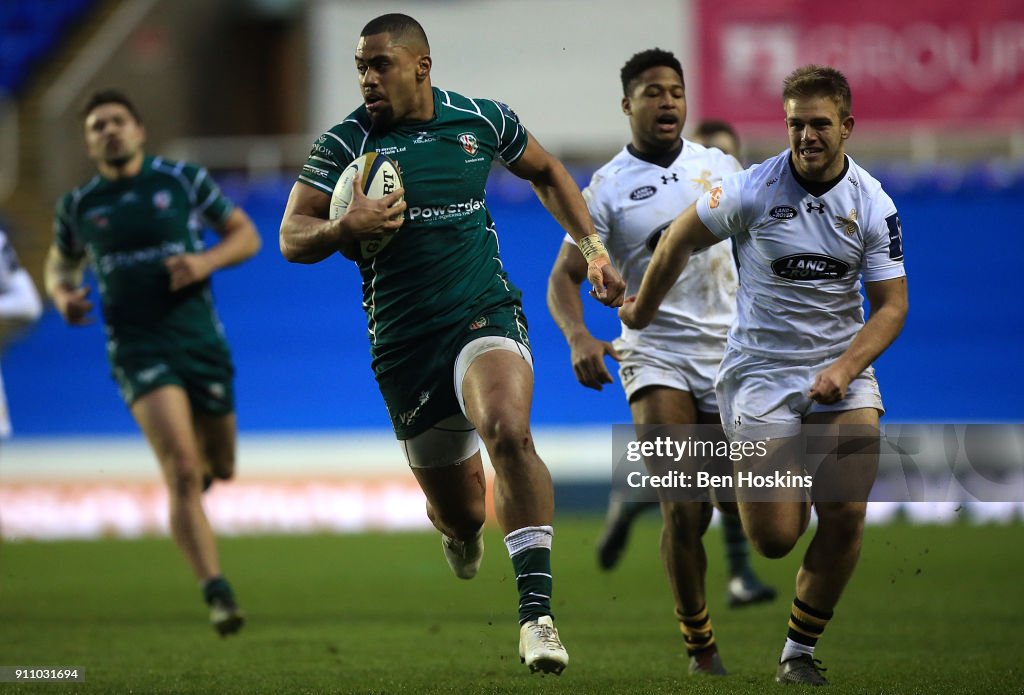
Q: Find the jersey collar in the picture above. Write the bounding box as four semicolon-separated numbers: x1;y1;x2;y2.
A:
626;140;684;169
788;154;849;197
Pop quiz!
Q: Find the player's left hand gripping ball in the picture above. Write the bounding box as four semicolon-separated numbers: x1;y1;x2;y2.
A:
330;152;404;259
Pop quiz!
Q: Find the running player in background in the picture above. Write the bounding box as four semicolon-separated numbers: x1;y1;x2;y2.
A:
548;50;773;676
694;120;742;163
620;64;908;685
0;227;43;440
279;13;624;676
576;101;776;610
45;90;261;636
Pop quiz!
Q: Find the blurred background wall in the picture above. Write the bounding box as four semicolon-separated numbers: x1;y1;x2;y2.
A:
4;0;1022;430
2;0;1023;536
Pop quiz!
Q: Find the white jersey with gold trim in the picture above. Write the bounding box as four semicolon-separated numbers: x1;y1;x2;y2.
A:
576;140;743;356
696;151;906;360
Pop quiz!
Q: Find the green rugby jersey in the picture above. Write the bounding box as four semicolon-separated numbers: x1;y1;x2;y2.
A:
54;155;234;361
298;87;529;354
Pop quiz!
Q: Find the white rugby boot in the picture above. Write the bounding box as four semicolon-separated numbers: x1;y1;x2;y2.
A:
518;615;568;675
441;530;484;579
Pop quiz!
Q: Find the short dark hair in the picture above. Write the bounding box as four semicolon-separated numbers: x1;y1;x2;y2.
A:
695;119;739;146
80;89;142;123
782;64;852;120
620;48;683;96
361;13;429;52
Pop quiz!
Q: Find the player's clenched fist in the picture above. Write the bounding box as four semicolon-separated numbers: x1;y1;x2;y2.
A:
580;234;625;306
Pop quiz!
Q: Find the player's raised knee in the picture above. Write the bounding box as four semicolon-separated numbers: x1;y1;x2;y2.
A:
815;502;866;543
661;500;713;539
746;528;800;559
166;459;205;498
476;416;534;462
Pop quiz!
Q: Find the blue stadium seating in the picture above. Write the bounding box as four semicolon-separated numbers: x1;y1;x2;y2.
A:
5;161;1024;435
0;0;95;93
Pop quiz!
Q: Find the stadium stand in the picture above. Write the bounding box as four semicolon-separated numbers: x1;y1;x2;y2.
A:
0;0;94;93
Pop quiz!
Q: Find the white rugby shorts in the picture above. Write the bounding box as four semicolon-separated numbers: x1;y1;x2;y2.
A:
715;347;884;442
615;339;723;413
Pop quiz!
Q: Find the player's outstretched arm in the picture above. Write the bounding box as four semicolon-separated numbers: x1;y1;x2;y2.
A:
619;203;721;329
547;241;620;390
810;275;908;404
44;245;93;326
279;175;405;264
508;134;625;306
166;208;262;291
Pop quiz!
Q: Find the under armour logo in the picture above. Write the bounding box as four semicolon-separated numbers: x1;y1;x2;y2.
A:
661;173;679;184
806;202;825;214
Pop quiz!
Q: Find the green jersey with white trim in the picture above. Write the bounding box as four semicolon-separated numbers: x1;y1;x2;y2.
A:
298;87;528;356
54;155;234;362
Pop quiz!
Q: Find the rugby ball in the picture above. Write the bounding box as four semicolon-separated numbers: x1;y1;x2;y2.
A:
329;152;403;259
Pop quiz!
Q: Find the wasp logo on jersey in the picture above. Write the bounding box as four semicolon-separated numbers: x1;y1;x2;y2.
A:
834;209;859;236
630;186;657;201
691;170;713;192
771;254;850;280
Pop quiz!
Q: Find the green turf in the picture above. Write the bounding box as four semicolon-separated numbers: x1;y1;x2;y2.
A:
1;517;1022;694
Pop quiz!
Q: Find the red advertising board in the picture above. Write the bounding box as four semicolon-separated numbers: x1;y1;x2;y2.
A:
696;0;1024;129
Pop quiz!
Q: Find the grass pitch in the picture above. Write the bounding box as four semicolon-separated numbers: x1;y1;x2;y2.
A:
1;516;1022;694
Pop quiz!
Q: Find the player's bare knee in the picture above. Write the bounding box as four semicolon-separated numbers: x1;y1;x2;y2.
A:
434;515;484;543
747;526;800;559
449;517;485;542
165;458;204;498
477;416;534;464
816;502;866;545
661;500;712;540
429;499;484;540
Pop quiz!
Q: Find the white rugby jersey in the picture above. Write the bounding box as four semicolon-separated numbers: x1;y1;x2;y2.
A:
0;230;43;438
696;151;905;360
576;140;743;355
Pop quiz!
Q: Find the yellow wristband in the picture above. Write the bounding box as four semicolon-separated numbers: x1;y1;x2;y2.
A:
578;233;609;264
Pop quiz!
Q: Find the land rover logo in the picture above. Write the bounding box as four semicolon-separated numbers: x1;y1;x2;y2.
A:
630;186;657;201
770;205;797;220
771;254;850;280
